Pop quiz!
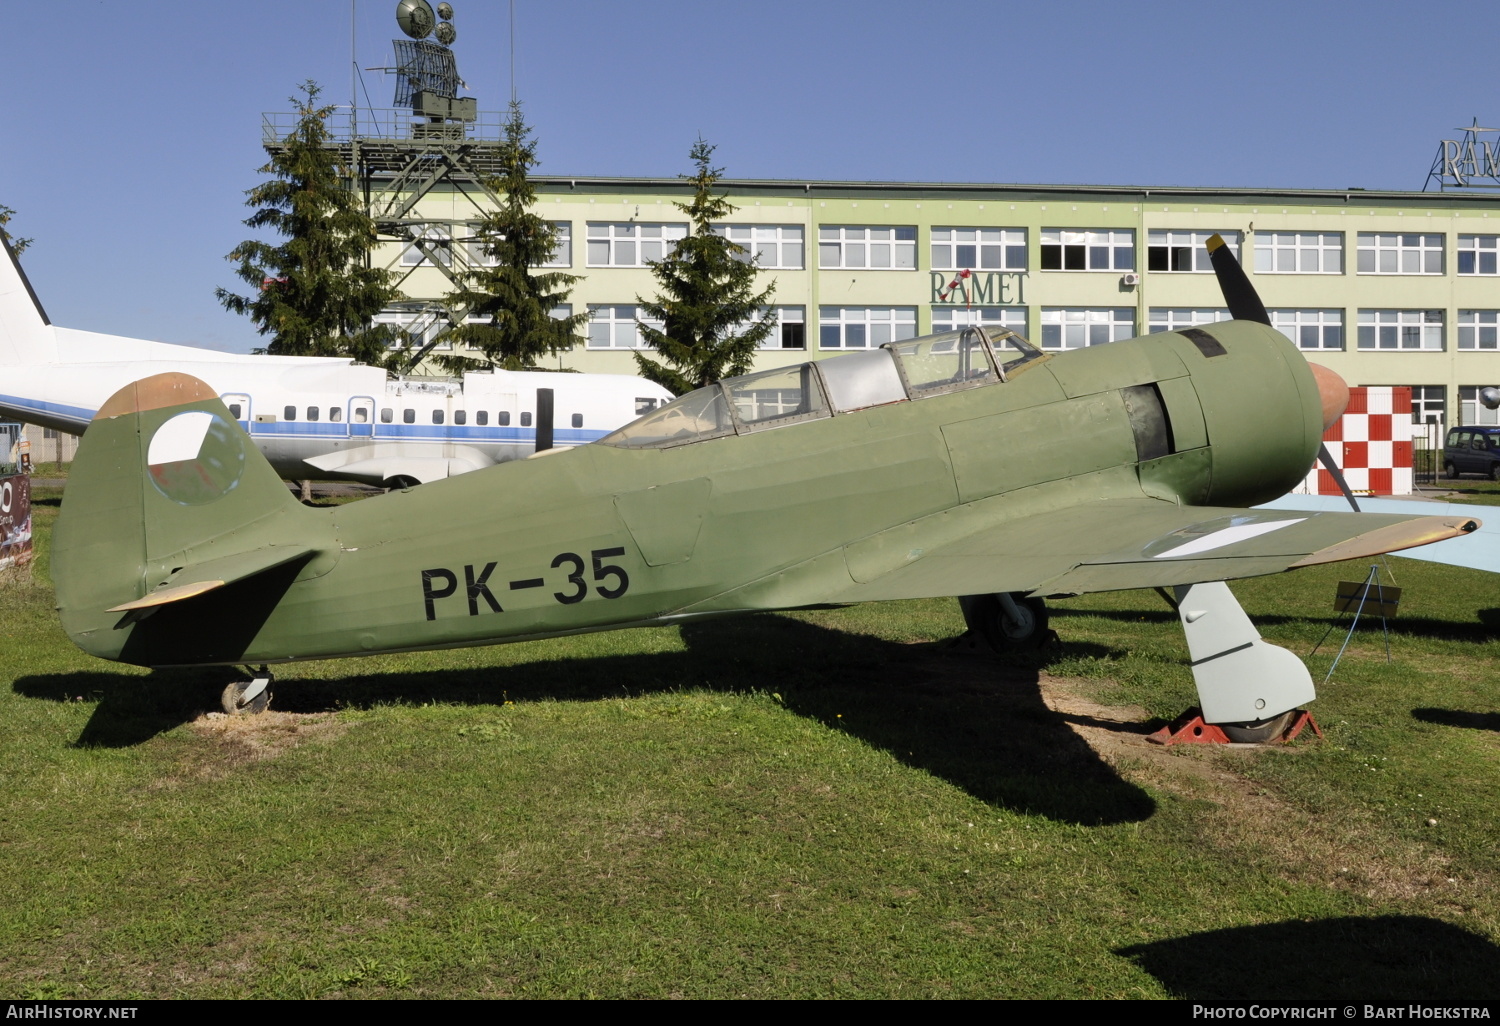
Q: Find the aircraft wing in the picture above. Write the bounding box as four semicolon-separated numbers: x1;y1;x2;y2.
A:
1259;494;1500;574
823;498;1479;603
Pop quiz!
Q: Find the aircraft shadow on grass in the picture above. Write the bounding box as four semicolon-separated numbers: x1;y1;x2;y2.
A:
1117;915;1500;1000
1411;707;1500;732
1056;604;1500;645
12;614;1155;827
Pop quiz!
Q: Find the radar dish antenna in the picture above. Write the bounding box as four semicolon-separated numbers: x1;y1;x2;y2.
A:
397;0;436;39
435;21;456;45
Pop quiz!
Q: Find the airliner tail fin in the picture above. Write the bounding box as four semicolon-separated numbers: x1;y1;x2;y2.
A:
0;235;56;365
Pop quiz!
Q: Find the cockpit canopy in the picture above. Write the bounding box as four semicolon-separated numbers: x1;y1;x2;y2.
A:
599;326;1044;449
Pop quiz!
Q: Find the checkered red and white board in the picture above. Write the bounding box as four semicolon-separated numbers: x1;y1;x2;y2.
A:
1292;386;1413;496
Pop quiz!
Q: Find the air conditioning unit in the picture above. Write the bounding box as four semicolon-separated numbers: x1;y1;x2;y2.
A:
1121;272;1141;286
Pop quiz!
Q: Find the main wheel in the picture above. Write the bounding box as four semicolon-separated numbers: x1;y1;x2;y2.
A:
960;593;1049;651
221;679;271;716
384;475;421;491
1219;709;1297;743
1444;462;1459;479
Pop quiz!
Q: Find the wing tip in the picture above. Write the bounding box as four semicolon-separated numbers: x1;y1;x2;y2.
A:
1289;516;1482;568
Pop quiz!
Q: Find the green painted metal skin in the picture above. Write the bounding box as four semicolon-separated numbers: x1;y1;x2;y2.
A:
51;321;1457;668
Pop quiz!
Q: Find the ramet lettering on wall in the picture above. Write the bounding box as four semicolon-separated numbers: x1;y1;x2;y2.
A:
929;271;1028;306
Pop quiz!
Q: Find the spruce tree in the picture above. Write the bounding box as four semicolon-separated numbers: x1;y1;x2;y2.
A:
0;205;31;256
216;81;401;364
635;140;775;395
440;101;585;372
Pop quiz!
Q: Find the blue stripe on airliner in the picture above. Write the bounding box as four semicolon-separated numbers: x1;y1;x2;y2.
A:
0;393;96;428
246;422;609;445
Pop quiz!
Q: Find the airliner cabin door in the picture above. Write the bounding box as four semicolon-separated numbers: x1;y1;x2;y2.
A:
349;396;375;439
221;393;251;430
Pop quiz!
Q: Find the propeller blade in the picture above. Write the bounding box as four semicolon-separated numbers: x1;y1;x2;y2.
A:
1206;234;1271;326
1318;442;1362;513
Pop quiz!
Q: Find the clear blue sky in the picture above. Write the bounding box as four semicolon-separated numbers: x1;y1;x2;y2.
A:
0;0;1489;354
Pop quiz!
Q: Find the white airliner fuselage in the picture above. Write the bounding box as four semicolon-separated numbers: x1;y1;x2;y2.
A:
0;244;672;486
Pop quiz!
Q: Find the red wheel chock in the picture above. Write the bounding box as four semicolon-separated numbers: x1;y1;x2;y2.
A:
1146;708;1323;746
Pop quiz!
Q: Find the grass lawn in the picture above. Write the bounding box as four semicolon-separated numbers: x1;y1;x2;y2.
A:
2;484;1498;999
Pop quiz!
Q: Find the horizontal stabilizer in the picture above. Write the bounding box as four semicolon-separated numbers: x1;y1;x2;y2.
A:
106;545;321;613
303;443;496;485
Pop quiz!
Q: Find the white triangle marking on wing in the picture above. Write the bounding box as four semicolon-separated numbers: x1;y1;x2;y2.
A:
1153;518;1307;559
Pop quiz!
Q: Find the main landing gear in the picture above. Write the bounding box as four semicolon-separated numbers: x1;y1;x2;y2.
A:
958;592;1051;651
958;583;1318;745
222;667;273;715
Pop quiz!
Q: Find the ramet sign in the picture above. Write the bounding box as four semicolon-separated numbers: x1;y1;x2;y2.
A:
1425;119;1500;190
929;270;1028;305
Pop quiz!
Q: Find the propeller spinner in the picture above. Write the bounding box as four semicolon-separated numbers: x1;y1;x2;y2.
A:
1204;234;1360;512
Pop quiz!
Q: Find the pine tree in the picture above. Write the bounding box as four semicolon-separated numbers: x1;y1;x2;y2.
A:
439;101;585;373
635;139;776;395
0;205;32;256
216;81;401;364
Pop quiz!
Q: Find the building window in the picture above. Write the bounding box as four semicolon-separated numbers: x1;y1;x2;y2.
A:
375;305;452;351
930;228;1026;271
1458;310;1500;349
586;222;688;267
465;220;571;268
1460;386;1500;426
931;306;1027;334
402;225;452;266
712;224;804;269
1357;309;1444;351
1270;309;1344;350
1357;233;1444;275
1146;231;1240;273
1040;229;1134;271
753;306;807;350
1457;235;1499;275
818;226;916;270
1410;386;1446;430
1253;232;1343;274
1148;308;1231;334
1040;308;1136;350
587;304;662;349
818;307;917;349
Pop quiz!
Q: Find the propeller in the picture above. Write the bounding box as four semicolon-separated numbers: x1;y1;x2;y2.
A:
1204;234;1361;512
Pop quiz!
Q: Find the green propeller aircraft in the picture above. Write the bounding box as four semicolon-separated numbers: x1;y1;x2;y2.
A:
52;238;1478;733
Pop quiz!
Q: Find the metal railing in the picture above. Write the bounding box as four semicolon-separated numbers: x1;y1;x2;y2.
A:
261;108;509;147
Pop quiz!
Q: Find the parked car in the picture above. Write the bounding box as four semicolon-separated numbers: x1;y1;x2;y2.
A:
1443;426;1500;480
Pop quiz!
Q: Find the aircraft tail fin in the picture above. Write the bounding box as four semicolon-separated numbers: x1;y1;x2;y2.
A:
0;234;56;365
52;372;335;666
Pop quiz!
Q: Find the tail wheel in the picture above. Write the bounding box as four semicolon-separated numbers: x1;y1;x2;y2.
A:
1219;710;1298;744
960;593;1050;652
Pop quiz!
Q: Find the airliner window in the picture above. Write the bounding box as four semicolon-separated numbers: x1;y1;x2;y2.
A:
455;410;467;425
307;406;319;422
571;413;583;428
476;411;488;425
354;408;369;423
403;409;415;424
433;410;445;425
522;412;532;427
599;385;736;448
725;363;828;431
329;407;342;422
635;397;658;415
887;329;996;398
284;406;296;421
381;408;393;424
228;403;242;419
499;411;510;426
